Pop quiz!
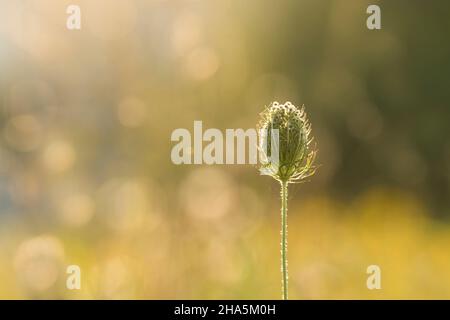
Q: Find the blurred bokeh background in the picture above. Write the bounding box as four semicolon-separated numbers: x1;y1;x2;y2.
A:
0;0;449;299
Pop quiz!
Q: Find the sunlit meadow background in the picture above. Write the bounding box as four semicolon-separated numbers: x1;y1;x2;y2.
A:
0;0;450;299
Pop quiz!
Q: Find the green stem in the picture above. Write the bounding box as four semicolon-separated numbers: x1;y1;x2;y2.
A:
280;180;288;300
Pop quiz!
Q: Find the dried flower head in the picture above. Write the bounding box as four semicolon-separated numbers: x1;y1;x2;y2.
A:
258;101;317;183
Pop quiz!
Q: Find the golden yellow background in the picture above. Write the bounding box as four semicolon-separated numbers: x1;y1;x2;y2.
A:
0;0;449;299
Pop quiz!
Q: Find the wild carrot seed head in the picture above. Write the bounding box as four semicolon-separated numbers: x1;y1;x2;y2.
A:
258;101;317;183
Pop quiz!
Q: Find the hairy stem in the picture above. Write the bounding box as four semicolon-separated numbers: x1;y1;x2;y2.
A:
280;180;289;300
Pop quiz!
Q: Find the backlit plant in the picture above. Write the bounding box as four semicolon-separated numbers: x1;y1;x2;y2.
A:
257;101;317;299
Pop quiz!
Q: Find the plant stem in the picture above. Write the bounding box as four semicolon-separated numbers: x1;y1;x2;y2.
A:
280;180;288;300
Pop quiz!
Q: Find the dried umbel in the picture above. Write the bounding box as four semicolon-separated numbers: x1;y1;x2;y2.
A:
257;101;317;300
258;101;316;183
